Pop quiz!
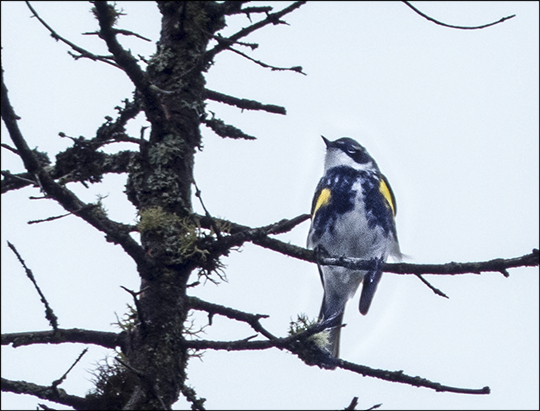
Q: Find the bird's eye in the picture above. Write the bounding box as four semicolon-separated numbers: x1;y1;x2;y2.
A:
347;147;357;154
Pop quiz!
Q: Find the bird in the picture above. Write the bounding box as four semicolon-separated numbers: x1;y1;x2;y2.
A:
307;136;401;357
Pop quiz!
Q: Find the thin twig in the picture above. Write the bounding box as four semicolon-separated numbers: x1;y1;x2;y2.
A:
204;89;286;114
188;296;276;340
227;46;306;75
414;274;449;298
2;329;122;349
1;170;38;189
1;142;19;154
205;1;307;62
337;357;490;395
1;377;89;409
93;2;168;138
25;1;121;68
2;29;149;272
120;286;148;331
193;180;222;240
82;29;152;42
201;116;257;140
51;348;89;390
227;6;274;16
403;1;515;30
7;241;59;331
28;213;72;225
344;397;359;410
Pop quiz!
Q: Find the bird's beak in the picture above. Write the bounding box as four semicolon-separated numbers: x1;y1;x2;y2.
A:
321;135;331;148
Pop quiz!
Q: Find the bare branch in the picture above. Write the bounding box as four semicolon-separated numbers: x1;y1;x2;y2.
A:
187;341;491;396
180;383;206;411
319;250;539;276
1;142;19;154
204;89;286;114
344;397;359;410
184;321;491;396
2;328;123;350
262;214;312;235
226;6;274;16
201;116;257;140
205;1;307;62
51;348;88;390
7;242;59;331
25;1;120;68
185;337;275;351
1;377;90;409
1;150;137;194
1;170;39;192
28;213;72;225
188;296;276;340
184;320;330;352
93;2;167;135
197;213;311;262
227;46;306;75
337;358;490;395
120;286;148;331
403;1;516;30
213;35;259;51
95;98;143;143
83;28;152;42
193;180;223;240
384;249;539;276
414;274;449;298
196;212;538;278
1;70;150;272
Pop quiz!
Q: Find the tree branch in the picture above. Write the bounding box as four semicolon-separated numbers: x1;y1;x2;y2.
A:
7;242;59;331
201;117;257;140
1;150;137;193
51;348;88;390
1;71;151;272
198;213;312;261
337;358;490;395
204;89;286;114
2;329;123;350
188;296;276;340
380;249;539;276
93;2;167;136
83;28;152;42
2;97;141;193
205;1;307;62
184;319;330;352
195;213;538;278
414;273;449;298
403;1;515;30
227;46;305;75
224;5;273;17
25;1;120;68
1;377;90;410
184;321;491;395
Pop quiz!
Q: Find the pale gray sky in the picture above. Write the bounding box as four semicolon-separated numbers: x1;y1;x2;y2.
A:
2;1;539;409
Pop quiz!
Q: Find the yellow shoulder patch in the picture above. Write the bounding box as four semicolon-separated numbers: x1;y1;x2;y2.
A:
379;178;396;216
313;188;331;216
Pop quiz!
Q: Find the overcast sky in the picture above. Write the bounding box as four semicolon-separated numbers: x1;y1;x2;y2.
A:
2;1;539;410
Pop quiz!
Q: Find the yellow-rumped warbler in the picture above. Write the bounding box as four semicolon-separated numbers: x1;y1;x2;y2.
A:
307;136;401;357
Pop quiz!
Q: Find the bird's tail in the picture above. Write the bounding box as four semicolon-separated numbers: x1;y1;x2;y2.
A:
359;260;384;315
316;298;345;357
